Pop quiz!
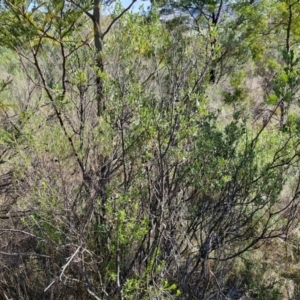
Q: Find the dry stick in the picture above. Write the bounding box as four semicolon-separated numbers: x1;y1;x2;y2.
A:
44;246;82;292
59;246;81;281
45;247;82;292
44;246;81;292
87;288;102;300
0;251;49;257
44;277;58;292
209;269;229;300
0;229;36;237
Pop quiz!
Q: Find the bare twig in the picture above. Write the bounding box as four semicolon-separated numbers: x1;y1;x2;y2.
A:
0;229;36;237
0;251;50;258
210;269;229;299
44;277;58;292
87;288;102;300
102;0;137;38
59;246;81;281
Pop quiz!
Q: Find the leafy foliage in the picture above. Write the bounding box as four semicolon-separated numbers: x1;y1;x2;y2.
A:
0;0;300;299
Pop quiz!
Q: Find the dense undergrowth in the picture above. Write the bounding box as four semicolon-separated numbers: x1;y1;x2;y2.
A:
1;0;300;299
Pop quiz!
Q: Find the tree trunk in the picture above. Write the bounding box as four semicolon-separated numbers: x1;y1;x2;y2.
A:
93;0;105;117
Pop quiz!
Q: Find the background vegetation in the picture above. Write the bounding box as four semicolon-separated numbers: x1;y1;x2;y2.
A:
1;0;300;299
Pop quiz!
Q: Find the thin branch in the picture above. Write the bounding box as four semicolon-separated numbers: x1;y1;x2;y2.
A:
102;0;137;38
44;277;58;292
210;269;229;299
87;288;102;300
59;246;81;281
0;229;36;237
66;0;94;20
0;251;50;258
